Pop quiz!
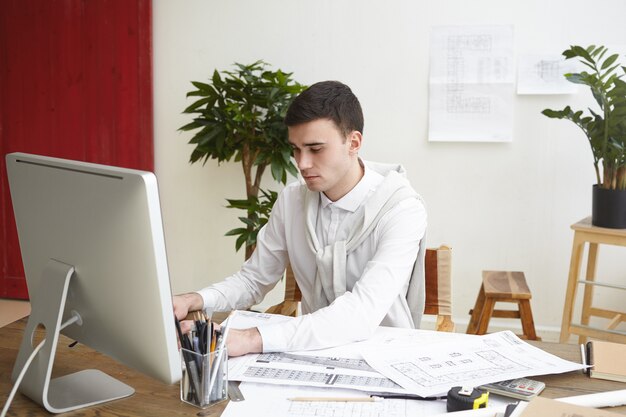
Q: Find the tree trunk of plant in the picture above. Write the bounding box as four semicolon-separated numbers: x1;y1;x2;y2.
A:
602;161;615;189
245;244;256;260
618;166;626;191
241;141;268;260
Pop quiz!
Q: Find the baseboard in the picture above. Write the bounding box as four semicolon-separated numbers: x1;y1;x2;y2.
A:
0;299;31;328
249;304;565;343
420;316;563;343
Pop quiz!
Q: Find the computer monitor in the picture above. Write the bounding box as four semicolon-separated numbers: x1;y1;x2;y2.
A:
6;152;181;413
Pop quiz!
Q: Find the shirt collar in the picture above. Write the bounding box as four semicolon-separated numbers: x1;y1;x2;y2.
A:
319;161;384;212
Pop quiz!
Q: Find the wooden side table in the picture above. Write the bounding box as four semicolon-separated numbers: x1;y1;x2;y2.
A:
560;217;626;344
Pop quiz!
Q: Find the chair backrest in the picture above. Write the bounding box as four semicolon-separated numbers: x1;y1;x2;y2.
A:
424;245;455;332
264;264;301;317
266;245;455;332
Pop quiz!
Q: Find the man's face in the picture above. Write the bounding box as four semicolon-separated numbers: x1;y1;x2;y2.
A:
288;118;361;201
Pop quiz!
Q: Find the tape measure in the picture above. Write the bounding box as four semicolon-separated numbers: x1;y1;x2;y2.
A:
447;386;489;412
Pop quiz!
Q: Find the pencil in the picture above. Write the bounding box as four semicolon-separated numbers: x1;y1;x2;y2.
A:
206;311;236;400
288;396;382;402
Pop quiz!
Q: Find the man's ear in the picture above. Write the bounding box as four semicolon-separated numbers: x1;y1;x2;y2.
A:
348;131;362;155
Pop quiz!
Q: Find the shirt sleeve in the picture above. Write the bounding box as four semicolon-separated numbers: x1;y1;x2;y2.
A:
196;188;290;312
257;197;427;352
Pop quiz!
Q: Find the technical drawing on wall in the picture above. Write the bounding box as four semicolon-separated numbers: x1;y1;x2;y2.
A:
428;24;514;142
517;54;579;94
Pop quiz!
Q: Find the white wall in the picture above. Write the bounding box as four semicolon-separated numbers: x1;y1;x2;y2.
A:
153;0;626;333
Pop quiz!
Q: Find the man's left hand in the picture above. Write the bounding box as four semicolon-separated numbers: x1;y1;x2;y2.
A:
226;328;263;357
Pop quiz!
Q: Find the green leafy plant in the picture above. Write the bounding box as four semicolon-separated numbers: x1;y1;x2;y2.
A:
542;45;626;190
224;189;278;252
180;61;306;258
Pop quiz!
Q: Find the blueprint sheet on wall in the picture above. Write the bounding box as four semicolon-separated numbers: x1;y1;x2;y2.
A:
428;25;514;142
516;54;579;95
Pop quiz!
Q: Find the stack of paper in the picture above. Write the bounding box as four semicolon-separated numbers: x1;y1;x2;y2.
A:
221;311;587;417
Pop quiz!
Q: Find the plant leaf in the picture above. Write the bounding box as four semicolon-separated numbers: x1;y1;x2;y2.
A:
601;54;619;70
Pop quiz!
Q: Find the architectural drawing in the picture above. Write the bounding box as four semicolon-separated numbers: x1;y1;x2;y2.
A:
243;366;402;390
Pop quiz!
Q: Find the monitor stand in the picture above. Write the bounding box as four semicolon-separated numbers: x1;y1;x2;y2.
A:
11;259;134;414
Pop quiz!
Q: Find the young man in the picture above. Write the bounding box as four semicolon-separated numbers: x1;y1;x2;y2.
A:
173;81;427;357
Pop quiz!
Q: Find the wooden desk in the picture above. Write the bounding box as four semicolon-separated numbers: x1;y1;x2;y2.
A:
1;318;625;416
560;217;626;344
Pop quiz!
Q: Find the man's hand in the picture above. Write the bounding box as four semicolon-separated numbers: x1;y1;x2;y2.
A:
226;328;263;357
172;292;204;321
172;293;204;334
171;294;262;356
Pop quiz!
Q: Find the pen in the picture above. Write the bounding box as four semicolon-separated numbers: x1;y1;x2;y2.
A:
369;393;446;401
580;343;590;375
175;317;200;403
206;322;210;352
174;316;191;350
210;325;217;353
207;311;236;401
288;396;383;402
193;311;203;322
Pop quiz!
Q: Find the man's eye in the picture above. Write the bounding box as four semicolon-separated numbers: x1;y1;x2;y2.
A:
310;147;322;153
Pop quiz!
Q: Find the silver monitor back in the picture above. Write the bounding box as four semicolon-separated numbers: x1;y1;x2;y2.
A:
6;153;181;387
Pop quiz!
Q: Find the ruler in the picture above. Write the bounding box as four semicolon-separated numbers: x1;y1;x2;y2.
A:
256;352;375;372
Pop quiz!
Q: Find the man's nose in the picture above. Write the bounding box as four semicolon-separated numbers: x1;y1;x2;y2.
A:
297;152;312;171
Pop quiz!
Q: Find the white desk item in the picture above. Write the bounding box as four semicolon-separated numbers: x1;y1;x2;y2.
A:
361;330;586;397
228;322;474;394
221;381;445;417
557;389;626;408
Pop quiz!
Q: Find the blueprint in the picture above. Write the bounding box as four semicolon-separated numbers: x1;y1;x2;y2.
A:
225;313;584;398
229;351;408;394
428;25;514;142
220;382;454;417
517;54;579;95
361;331;587;397
227;319;472;394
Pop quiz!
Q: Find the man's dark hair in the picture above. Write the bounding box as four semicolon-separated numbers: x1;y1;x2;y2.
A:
285;80;364;136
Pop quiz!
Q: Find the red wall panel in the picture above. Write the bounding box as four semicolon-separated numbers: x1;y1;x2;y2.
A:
0;0;153;299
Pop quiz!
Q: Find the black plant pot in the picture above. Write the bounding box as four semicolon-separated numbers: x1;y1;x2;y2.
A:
592;185;626;229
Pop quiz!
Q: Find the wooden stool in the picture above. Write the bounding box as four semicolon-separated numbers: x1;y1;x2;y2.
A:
467;271;539;340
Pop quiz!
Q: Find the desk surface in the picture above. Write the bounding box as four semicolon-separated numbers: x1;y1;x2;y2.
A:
1;318;625;416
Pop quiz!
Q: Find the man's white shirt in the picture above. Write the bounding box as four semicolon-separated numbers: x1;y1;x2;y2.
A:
197;162;427;352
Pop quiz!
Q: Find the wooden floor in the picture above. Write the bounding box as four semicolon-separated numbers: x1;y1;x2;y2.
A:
0;299;30;328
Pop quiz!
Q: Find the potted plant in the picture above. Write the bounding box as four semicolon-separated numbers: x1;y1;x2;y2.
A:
180;61;306;258
542;45;626;228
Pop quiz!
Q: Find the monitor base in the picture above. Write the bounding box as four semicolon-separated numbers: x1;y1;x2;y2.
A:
11;259;134;414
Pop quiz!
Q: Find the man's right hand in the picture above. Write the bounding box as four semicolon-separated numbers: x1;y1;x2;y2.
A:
172;292;204;321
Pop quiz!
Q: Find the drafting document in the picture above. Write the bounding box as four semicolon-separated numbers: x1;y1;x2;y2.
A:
221;381;445;417
517;55;579;95
361;330;587;397
221;382;512;417
224;310;295;329
228;323;476;394
229;350;409;394
428;25;514;142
